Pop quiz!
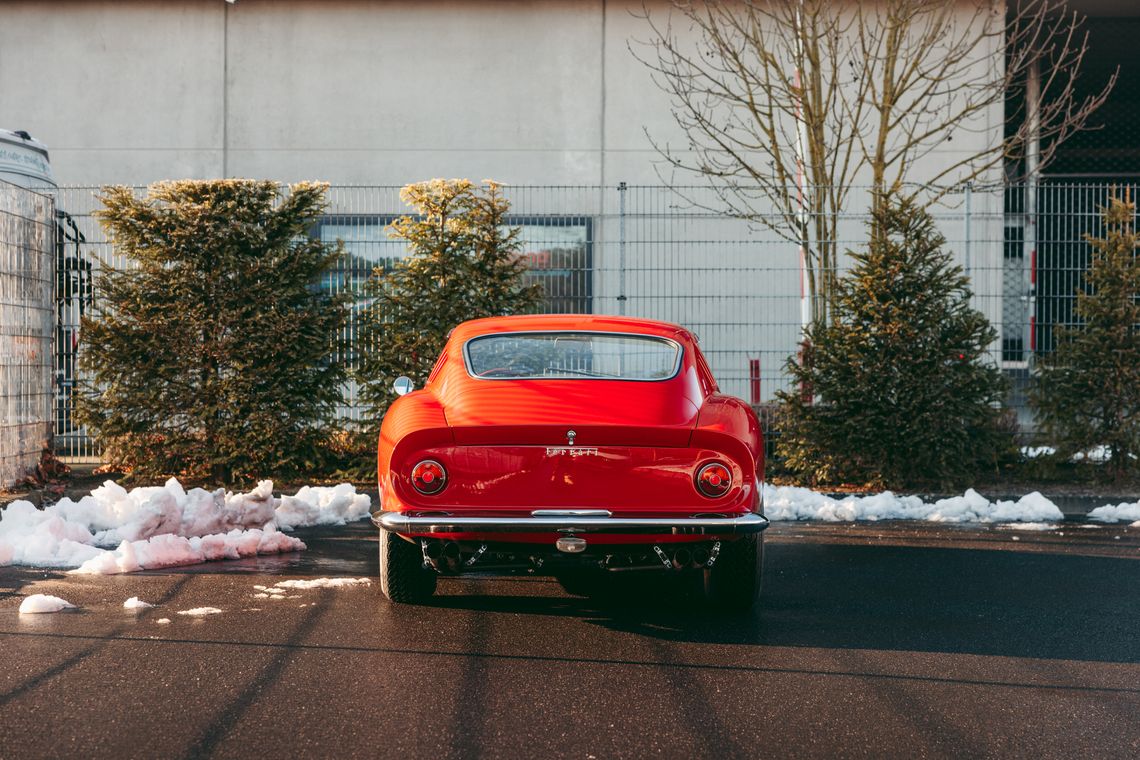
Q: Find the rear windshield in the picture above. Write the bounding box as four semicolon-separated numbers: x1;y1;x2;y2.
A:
464;332;682;381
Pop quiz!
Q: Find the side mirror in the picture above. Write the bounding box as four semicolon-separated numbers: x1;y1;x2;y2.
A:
393;376;414;396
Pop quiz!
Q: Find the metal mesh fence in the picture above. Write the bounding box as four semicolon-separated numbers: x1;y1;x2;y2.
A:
0;179;55;486
50;181;1133;461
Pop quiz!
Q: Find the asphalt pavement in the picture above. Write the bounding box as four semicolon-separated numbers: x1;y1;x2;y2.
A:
1;520;1139;759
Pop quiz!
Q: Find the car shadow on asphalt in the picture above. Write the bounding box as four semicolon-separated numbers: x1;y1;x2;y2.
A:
418;541;1140;665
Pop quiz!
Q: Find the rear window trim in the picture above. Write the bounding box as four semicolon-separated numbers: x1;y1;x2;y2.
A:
461;330;685;382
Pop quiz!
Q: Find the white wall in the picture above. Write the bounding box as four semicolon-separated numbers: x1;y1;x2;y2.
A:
0;0;1005;188
0;1;225;184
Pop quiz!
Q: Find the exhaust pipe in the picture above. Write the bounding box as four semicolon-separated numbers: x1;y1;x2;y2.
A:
424;540;460;572
692;547;710;566
672;547;692;570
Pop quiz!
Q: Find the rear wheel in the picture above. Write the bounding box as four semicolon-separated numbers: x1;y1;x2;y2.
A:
378;531;437;603
702;533;763;610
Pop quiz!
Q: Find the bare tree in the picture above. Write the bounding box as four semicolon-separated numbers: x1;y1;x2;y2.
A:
633;0;1115;323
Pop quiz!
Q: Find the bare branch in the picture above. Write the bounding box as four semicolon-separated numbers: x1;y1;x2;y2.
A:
632;0;1115;318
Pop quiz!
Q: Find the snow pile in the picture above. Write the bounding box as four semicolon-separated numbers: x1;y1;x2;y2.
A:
71;529;304;575
123;597;153;609
0;478;370;573
275;484;371;529
274;577;371;589
1088;502;1140;524
765;486;1064;524
19;594;76;614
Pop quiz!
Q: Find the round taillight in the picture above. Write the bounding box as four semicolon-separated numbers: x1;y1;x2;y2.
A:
695;462;732;498
411;460;447;495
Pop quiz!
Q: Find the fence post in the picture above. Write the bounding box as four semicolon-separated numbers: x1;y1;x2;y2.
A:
964;181;972;278
617;181;627;315
1024;57;1041;366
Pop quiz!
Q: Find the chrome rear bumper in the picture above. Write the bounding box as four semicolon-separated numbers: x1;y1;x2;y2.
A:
372;509;769;535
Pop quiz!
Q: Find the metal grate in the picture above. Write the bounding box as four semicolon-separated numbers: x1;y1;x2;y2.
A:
0;179;55;487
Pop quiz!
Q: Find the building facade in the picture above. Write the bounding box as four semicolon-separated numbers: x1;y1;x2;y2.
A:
1;0;1137;448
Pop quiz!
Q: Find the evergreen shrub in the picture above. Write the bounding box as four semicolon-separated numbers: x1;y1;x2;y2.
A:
1031;196;1140;481
355;179;542;433
777;197;1010;488
76;180;347;484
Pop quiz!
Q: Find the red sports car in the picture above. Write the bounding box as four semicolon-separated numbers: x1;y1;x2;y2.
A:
373;314;768;607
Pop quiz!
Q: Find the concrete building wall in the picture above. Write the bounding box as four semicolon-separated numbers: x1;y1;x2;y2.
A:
0;1;225;184
0;0;1004;188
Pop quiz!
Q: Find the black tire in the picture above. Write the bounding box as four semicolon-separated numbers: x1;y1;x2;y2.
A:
702;533;764;610
378;531;437;603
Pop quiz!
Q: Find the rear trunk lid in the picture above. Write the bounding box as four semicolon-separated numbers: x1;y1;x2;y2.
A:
440;379;700;447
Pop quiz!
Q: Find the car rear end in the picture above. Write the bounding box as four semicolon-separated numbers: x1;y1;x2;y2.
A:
374;320;767;605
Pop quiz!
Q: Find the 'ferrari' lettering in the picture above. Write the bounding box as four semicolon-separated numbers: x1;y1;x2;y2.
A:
545;447;599;457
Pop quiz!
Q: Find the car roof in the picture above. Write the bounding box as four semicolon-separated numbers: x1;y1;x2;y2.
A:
449;314;695;343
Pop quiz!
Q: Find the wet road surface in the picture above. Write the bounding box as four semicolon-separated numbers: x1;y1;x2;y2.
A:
1;520;1139;759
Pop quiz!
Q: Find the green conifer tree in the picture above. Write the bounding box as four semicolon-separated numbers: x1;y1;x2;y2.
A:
777;197;1009;488
1031;196;1140;480
76;180;347;484
355;179;542;430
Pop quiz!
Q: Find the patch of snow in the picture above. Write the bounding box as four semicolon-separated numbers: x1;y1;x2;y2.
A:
1088;502;1140;524
1020;445;1135;463
176;607;222;617
1073;446;1111;463
273;577;371;589
995;522;1058;531
0;478;368;573
123;596;153;609
764;486;1064;524
154;618;171;625
19;594;76;614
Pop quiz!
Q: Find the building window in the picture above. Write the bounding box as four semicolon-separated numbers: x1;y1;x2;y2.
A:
312;215;593;314
514;216;593;314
